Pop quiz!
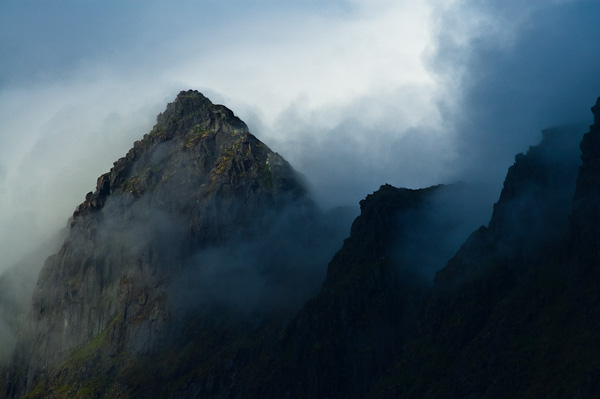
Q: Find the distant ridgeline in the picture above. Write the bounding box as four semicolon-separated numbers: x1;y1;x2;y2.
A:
1;91;599;398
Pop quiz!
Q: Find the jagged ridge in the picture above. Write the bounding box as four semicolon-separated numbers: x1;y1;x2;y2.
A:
3;92;600;399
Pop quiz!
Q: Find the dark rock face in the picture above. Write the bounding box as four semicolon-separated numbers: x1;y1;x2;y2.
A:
274;185;440;399
571;98;600;252
436;125;582;290
376;108;595;398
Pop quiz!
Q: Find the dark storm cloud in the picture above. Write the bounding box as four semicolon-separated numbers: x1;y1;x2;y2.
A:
378;0;600;282
430;1;600;189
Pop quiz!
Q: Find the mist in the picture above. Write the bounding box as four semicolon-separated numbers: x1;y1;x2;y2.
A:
391;183;493;283
0;229;66;364
172;202;355;320
429;1;600;185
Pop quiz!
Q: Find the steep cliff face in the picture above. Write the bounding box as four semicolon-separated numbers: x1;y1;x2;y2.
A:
245;182;479;399
570;98;600;254
275;184;437;399
2;90;340;398
280;120;585;399
377;109;595;398
437;125;582;288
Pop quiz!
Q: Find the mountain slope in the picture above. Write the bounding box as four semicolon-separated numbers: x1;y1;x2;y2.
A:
1;90;345;398
376;110;595;398
273;184;445;399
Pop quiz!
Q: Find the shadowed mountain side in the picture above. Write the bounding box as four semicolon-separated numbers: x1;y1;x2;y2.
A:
107;183;488;398
436;124;583;291
256;183;485;399
375;112;594;398
273;185;437;399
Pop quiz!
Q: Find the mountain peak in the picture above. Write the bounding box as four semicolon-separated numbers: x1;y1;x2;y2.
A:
72;90;304;231
5;91;316;396
154;90;248;140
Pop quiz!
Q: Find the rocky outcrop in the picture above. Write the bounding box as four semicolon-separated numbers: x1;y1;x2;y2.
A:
273;184;437;398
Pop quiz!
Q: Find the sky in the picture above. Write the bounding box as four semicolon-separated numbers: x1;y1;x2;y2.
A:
1;0;600;272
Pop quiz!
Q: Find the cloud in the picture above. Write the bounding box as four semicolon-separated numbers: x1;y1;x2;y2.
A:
1;0;600;277
429;0;600;188
0;0;441;272
172;200;354;317
0;76;168;270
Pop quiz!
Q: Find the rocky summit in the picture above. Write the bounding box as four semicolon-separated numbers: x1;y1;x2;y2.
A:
0;90;344;398
2;91;600;398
